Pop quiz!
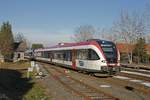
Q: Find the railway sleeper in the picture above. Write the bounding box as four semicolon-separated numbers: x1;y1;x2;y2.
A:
83;93;103;97
90;96;114;100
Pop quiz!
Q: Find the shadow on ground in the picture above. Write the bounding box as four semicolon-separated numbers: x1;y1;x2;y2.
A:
0;69;34;100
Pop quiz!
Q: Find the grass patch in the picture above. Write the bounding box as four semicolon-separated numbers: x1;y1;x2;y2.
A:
23;83;50;100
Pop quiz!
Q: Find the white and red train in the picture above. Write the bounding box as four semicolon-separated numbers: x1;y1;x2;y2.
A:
25;39;120;74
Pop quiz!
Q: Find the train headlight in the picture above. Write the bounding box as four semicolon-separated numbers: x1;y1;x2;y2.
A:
101;60;106;63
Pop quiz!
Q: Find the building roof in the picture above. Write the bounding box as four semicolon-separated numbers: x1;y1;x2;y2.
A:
145;45;150;52
116;43;150;53
116;43;135;53
14;41;27;52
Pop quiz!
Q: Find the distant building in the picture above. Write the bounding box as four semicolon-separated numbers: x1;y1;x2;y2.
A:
145;45;150;55
116;43;150;54
116;43;150;63
13;41;27;62
116;43;135;54
0;40;27;62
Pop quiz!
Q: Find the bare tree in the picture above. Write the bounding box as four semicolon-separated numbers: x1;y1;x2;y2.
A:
26;40;32;49
143;4;150;43
72;25;95;42
14;33;25;43
145;34;150;43
14;33;28;51
112;11;145;63
98;28;107;40
98;28;119;43
145;4;150;32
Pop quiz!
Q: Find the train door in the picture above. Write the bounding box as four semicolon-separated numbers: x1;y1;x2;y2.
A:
72;49;77;70
76;49;89;69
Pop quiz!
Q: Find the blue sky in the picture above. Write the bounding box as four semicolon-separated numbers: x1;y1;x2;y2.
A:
0;0;149;46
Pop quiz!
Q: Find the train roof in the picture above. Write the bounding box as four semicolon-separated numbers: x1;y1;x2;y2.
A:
36;39;114;51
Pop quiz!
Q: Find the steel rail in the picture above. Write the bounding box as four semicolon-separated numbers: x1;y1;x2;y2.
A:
41;63;119;100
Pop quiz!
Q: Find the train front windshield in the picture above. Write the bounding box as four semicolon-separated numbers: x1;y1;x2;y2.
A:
98;41;117;63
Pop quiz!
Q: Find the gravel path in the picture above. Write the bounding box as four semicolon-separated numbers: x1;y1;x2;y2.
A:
65;70;149;100
38;65;84;100
38;63;150;100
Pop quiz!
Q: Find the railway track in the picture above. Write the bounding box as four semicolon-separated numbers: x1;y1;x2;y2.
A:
94;74;150;96
114;67;150;87
34;61;150;99
122;67;150;75
121;64;150;71
41;63;119;100
117;72;150;82
58;67;150;99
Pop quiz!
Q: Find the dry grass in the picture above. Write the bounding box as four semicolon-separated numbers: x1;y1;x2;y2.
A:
0;61;30;70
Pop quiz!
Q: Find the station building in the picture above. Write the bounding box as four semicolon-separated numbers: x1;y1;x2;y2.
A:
0;41;27;62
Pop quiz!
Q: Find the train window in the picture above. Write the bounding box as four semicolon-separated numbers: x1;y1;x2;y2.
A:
49;51;54;59
68;50;72;61
88;49;100;60
77;49;88;60
53;50;72;61
63;52;66;60
54;52;57;59
57;53;62;59
41;51;44;58
36;52;42;57
42;51;49;58
53;51;64;60
63;50;72;61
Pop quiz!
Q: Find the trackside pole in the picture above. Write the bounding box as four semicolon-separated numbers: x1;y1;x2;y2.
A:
27;60;42;78
27;60;35;78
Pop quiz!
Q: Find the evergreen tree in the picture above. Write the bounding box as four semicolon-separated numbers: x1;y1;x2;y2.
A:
31;44;43;49
133;38;147;63
0;21;14;61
